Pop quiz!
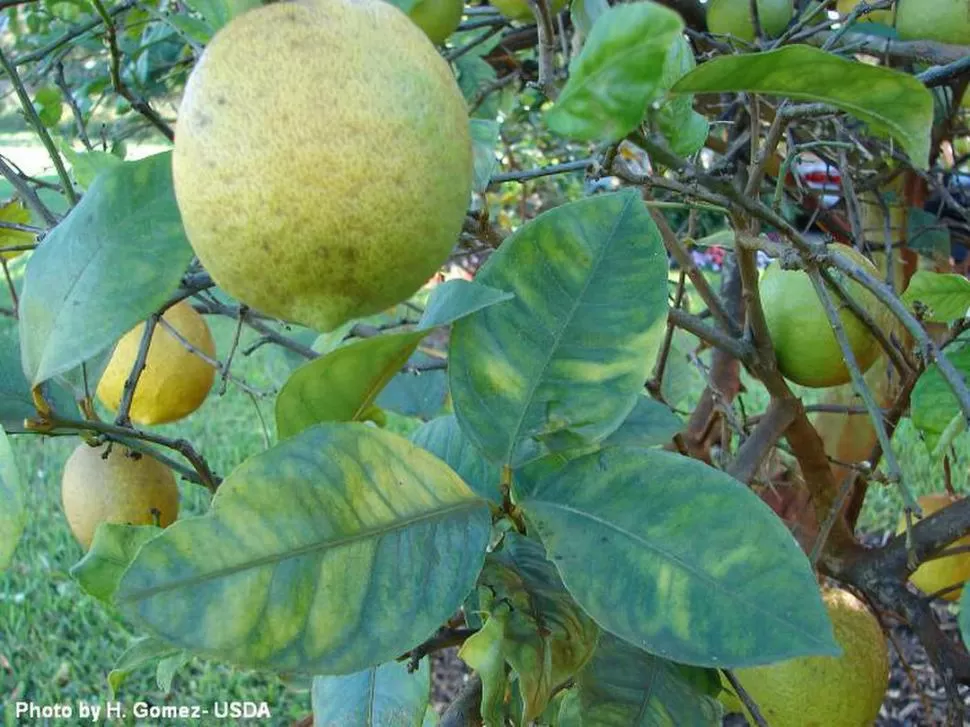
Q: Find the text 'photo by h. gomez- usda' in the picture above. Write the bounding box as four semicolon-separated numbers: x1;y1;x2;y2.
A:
3;0;970;724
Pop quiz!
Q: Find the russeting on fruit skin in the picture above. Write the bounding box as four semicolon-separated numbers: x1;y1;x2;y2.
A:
760;243;886;389
61;443;179;550
172;0;473;333
730;587;889;727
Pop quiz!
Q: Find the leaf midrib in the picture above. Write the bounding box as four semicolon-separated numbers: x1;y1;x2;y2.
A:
118;499;485;602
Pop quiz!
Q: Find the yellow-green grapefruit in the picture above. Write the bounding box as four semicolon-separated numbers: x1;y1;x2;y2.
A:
761;243;887;388
172;0;473;333
707;0;794;41
61;443;179;550
732;587;889;727
898;493;970;601
897;0;970;46
407;0;464;43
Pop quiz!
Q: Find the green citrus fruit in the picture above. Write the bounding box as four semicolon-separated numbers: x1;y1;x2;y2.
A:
61;442;179;550
172;0;473;333
732;587;889;727
97;301;216;425
490;0;567;22
707;0;794;41
760;243;886;388
898;493;970;601
897;0;970;45
836;0;895;24
407;0;464;44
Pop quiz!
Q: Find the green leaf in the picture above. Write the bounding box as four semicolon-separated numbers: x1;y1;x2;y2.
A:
470;119;500;194
412;414;502;501
59;144;124;190
603;394;682;448
902;271;970;323
184;0;261;30
570;0;609;38
652;34;709;157
376;352;448;420
907;207;951;264
545;2;685;142
116;423;490;675
423;706;439;726
518;447;840;667
575;632;722;726
671;45;934;168
108;637;180;698
312;659;431;727
0;327;77;433
450;189;669;467
19;152;193;385
911;343;970;452
474;533;601;722
276;281;511;439
459;604;510;726
277;331;426;439
0;428;24;571
156;651;191;693
960;583;970;652
70;523;161;603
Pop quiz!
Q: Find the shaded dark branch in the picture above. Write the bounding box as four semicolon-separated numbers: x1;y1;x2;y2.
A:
12;1;136;66
667;308;750;360
440;675;484;727
727;398;797;483
114;313;158;427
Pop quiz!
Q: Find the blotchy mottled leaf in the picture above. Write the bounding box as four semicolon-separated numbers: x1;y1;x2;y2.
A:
450;189;669;467
411;414;503;501
312;659;430;727
70;523;161;602
911;342;970;452
672;45;933;168
116;424;490;675
604;394;682;449
19;152;193;385
276;281;511;439
476;533;600;721
576;632;722;726
902;271;970;323
519;447;839;667
546;2;685;141
0;428;23;570
458;607;510;726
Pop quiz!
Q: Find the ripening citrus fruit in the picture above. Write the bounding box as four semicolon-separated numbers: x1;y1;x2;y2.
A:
760;243;887;388
898;493;970;601
97;300;216;425
172;0;473;333
897;0;970;46
836;0;895;24
706;0;794;41
61;442;179;550
490;0;567;22
406;0;464;44
731;587;889;727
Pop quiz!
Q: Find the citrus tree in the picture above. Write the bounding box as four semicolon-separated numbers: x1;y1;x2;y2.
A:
4;0;970;724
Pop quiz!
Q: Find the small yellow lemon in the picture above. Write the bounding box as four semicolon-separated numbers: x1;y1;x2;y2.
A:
732;587;889;727
898;493;970;601
97;300;216;425
61;442;179;550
